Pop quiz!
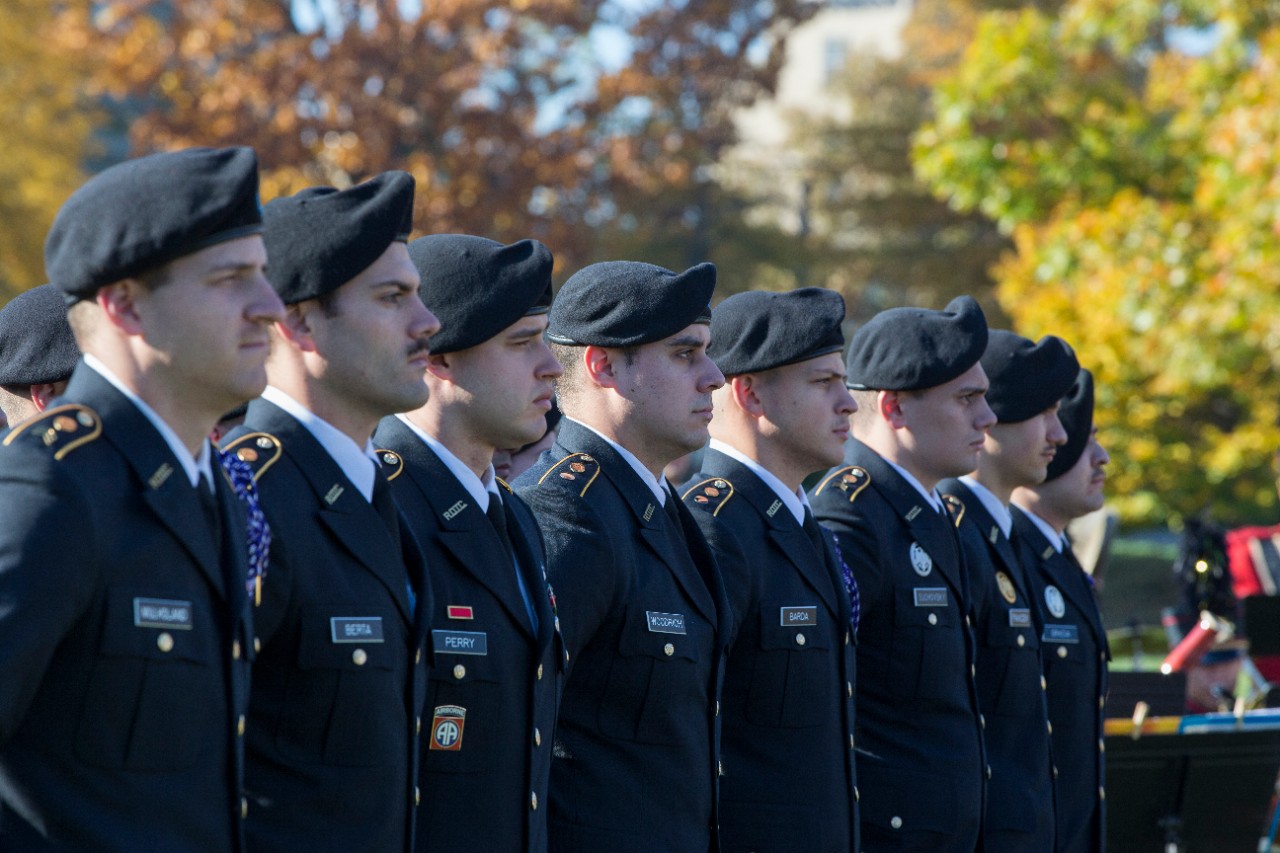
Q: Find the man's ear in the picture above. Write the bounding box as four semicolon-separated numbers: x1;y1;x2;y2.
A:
29;381;66;412
583;345;619;390
425;352;453;382
96;280;146;336
275;302;319;353
880;390;908;429
728;374;765;419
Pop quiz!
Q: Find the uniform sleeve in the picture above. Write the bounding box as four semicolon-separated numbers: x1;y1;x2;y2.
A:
0;448;98;743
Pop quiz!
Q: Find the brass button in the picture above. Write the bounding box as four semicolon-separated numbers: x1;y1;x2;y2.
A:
1016;635;1025;647
415;649;422;665
715;701;720;716
454;664;466;679
232;640;241;660
1099;739;1105;752
352;649;367;666
845;631;850;645
1047;721;1053;734
1058;646;1068;659
795;633;806;646
254;636;261;654
1099;786;1106;801
890;816;903;829
1041;676;1047;690
537;664;544;680
849;734;855;749
979;714;986;729
415;786;421;807
237;715;245;737
531;792;538;810
564;650;570;663
847;682;853;698
663;643;675;657
534;728;542;747
854;786;860;802
986;765;992;780
927;613;938;626
241;798;248;818
157;632;174;653
416;717;422;735
718;761;725;777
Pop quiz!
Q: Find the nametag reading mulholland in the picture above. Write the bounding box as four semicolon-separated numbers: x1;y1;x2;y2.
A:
330;617;385;643
134;598;194;630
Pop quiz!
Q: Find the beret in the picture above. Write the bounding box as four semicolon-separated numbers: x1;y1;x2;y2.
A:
263;171;415;304
845;295;988;392
0;284;80;386
409;234;553;354
1045;368;1095;482
45;147;263;301
981;330;1079;423
546;261;714;347
709;287;845;376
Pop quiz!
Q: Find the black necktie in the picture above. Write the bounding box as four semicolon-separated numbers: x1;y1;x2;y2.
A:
372;474;416;613
197;473;222;560
664;486;689;547
488;494;538;633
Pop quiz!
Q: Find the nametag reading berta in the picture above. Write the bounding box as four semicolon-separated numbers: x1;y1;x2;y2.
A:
1042;624;1079;643
780;606;818;627
1008;608;1032;628
913;588;948;607
646;611;687;635
432;629;489;655
134;598;194;630
330;617;385;644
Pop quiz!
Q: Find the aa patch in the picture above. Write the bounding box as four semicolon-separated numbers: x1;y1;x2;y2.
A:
430;705;466;751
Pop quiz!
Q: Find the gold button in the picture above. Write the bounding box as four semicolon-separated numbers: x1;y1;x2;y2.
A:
854;786;860;802
715;701;720;716
718;761;725;777
415;649;422;665
254;637;261;654
1041;676;1047;690
986;765;992;780
1047;721;1053;734
415;786;421;807
531;792;538;810
663;643;674;657
237;715;245;737
1058;646;1068;659
795;633;806;646
849;734;855;749
232;640;241;660
537;664;544;680
965;615;972;628
1099;786;1106;801
1099;739;1105;752
979;714;986;729
1099;696;1105;709
847;682;853;697
352;649;368;666
890;816;903;829
565;650;570;663
927;613;938;626
157;632;174;653
416;717;422;735
241;798;248;818
1016;635;1025;647
845;631;850;645
534;728;542;747
454;664;466;679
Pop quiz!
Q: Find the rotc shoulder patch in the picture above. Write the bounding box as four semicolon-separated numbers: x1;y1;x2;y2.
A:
2;403;101;461
680;477;734;516
941;493;965;528
813;465;870;502
222;432;283;482
375;448;405;481
536;452;600;498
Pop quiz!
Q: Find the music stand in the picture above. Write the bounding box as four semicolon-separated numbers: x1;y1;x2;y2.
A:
1107;671;1188;717
1106;721;1280;851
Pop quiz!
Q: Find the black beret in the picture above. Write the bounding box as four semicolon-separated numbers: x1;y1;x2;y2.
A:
1045;368;1095;482
408;234;553;354
45;147;263;301
546;261;714;347
845;295;988;391
263;171;415;304
0;284;80;386
981;330;1079;423
709;287;845;376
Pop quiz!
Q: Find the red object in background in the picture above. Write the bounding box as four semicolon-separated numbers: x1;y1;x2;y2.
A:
1160;615;1225;675
1226;524;1280;599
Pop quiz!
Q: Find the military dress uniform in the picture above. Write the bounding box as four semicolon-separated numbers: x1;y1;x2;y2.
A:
682;448;858;853
940;479;1055;852
811;440;985;852
1012;505;1109;853
515;418;731;853
0;366;255;852
373;415;564;853
224;398;431;853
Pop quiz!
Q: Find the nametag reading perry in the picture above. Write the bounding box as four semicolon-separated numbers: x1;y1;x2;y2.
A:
913;588;948;607
780;606;818;627
330;617;385;643
1042;624;1080;644
646;611;687;635
134;598;194;630
432;629;489;655
1008;608;1032;628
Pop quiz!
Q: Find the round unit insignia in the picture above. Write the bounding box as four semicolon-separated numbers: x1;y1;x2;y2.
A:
714;479;728;489
76;411;94;427
382;452;397;465
53;415;77;432
237;447;259;462
256;436;273;449
570;462;586;473
580;454;593;462
694;495;709;504
1044;585;1066;618
559;472;576;481
995;571;1018;604
909;542;932;576
705;486;720;497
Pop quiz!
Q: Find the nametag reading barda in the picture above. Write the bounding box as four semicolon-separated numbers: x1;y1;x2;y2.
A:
780;606;818;627
909;542;932;577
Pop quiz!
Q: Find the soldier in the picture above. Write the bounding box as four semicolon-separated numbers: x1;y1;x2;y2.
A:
0;283;80;429
222;172;438;853
372;234;565;852
514;261;730;853
809;296;994;852
1011;369;1111;853
938;330;1078;852
680;288;860;853
0;147;281;851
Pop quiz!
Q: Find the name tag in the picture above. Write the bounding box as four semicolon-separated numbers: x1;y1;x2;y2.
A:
1008;608;1032;628
780;606;818;627
913;588;948;607
433;629;489;655
133;598;194;630
330;617;385;644
646;611;687;635
1043;624;1080;644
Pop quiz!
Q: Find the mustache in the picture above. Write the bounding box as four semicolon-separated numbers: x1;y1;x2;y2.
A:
407;340;432;358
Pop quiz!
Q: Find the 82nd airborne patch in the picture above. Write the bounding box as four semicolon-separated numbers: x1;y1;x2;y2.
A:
430;705;467;751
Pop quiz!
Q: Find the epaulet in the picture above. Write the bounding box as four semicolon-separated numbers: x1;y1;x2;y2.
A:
813;465;870;502
222;432;282;482
1;404;101;460
680;477;735;516
375;448;405;482
495;476;513;494
535;452;600;498
941;493;965;528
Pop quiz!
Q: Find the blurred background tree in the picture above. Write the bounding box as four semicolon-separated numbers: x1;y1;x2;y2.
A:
916;0;1280;525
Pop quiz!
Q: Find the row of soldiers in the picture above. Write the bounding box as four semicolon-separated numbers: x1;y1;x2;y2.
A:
0;145;1110;853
